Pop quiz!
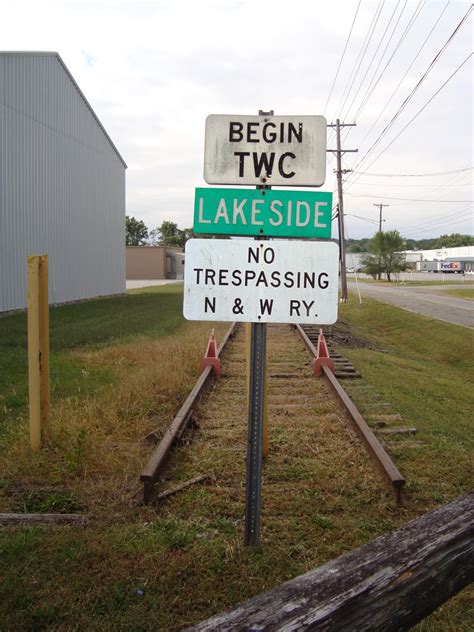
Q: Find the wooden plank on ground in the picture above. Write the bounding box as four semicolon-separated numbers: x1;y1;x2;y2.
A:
0;513;89;526
189;493;474;631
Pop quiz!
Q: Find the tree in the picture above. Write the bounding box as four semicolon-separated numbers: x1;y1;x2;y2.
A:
434;233;474;248
125;216;148;245
361;230;407;281
149;221;193;248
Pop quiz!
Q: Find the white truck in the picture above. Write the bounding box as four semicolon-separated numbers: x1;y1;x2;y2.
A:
416;260;463;274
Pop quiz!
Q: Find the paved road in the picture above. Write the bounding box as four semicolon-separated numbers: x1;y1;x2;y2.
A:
347;282;473;328
126;279;183;289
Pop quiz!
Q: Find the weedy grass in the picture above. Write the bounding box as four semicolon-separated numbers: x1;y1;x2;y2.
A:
0;285;186;427
0;287;472;630
351;276;474;286
439;288;474;300
338;294;473;630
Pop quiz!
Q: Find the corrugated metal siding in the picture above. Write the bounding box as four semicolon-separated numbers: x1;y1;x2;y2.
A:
0;53;126;312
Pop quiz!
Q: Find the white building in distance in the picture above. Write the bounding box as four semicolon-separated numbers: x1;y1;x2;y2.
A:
404;246;473;261
0;52;126;312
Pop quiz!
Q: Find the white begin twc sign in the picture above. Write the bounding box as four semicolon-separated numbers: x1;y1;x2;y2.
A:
204;114;327;187
183;239;339;324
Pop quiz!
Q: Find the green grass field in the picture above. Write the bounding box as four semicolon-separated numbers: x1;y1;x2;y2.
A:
340;296;473;493
349;276;474;286
439;288;474;300
0;286;186;428
0;286;472;630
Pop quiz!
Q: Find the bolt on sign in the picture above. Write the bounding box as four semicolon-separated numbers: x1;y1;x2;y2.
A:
204;114;327;187
183;239;339;324
194;187;333;239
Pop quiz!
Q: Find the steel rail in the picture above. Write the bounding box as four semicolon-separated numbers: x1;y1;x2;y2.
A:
295;324;405;502
140;322;237;503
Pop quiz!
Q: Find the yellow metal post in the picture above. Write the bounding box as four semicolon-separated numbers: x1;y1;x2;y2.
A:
28;256;41;451
246;323;269;460
27;254;50;450
39;255;50;438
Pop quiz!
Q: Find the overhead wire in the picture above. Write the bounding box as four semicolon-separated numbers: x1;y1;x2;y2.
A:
402;213;473;235
324;3;471;242
399;206;473;235
348;0;422;123
346;181;472;187
350;0;449;151
399;205;474;231
348;5;473;178
346;192;472;203
341;0;425;145
332;0;386;122
341;0;403;122
327;0;385;146
348;52;473;179
345;167;473;202
346;213;380;224
323;0;362;117
350;165;472;177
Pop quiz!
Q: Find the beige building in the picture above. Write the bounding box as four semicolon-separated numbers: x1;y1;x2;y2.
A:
126;246;185;280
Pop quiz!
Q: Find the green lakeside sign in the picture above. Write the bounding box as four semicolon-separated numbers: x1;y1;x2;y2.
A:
193;187;332;239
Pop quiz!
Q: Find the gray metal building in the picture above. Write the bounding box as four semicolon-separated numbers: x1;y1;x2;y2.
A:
0;52;126;312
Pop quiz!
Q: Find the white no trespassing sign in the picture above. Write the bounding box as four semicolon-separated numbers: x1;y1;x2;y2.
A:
204;114;327;187
183;239;339;324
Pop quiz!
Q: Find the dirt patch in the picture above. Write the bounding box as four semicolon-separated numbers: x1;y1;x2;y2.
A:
323;320;378;350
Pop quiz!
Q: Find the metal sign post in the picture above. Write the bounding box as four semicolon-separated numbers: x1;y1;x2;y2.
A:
244;110;270;547
244;319;267;546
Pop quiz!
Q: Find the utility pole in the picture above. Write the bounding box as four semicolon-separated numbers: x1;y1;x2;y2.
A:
373;203;389;233
327;119;357;302
373;203;388;280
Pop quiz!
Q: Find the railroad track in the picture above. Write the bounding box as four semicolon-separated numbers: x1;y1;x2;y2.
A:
139;322;405;504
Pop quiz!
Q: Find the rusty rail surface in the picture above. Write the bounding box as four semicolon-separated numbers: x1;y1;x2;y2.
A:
140;322;237;503
295;324;405;502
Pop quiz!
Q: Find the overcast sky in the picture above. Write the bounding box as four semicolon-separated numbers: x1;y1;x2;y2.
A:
2;0;473;240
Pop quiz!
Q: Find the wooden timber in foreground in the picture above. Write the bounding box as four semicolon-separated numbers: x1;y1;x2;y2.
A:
0;513;89;526
189;492;474;631
140;322;237;503
295;324;405;502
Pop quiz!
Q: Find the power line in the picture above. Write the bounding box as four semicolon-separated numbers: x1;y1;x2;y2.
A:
345;213;380;225
402;213;473;235
404;205;473;226
329;0;385;135
346;181;472;187
352;0;451;152
346;193;473;203
349;0;422;123
400;205;473;231
344;168;473;208
350;53;473;177
323;0;362;116
351;166;473;177
354;168;474;206
342;0;403;122
350;5;473;176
